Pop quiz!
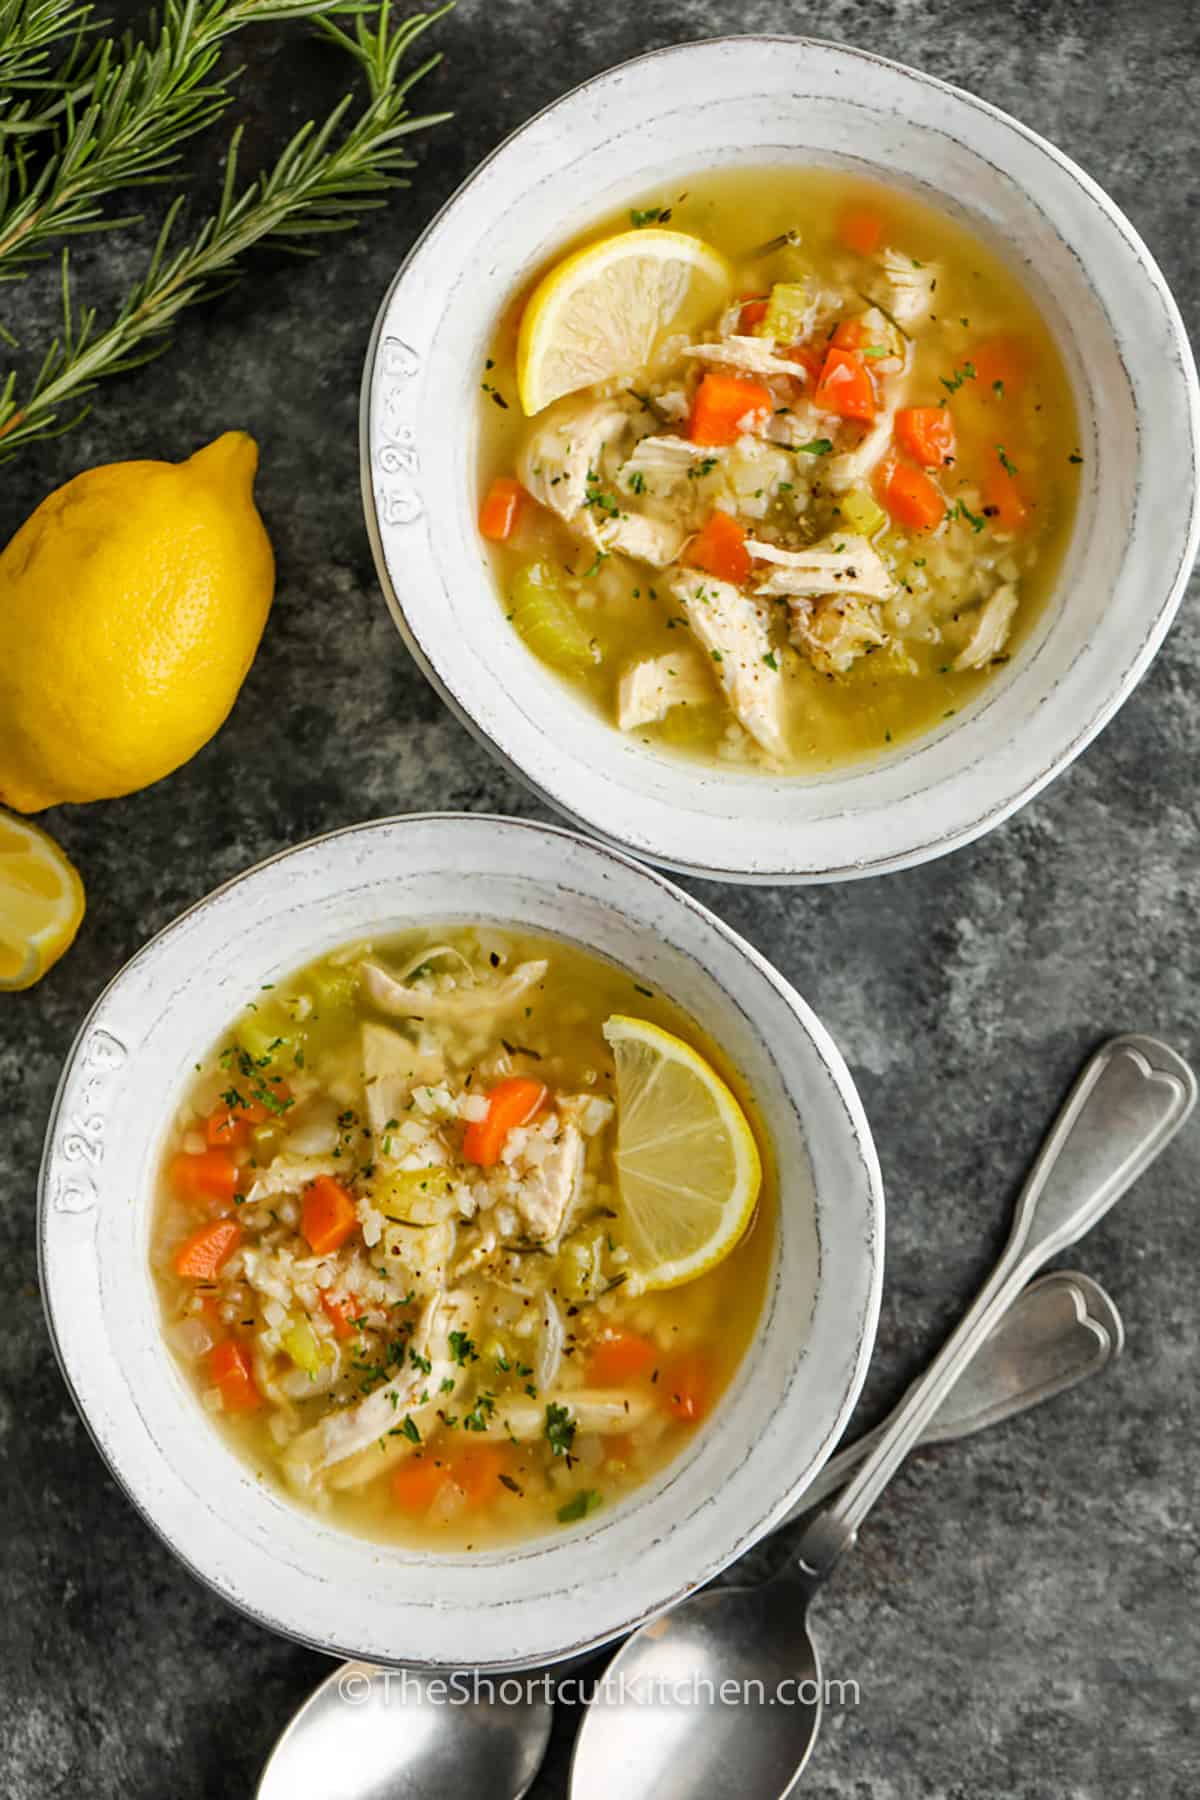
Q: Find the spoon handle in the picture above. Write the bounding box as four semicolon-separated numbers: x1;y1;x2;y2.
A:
796;1035;1195;1578
782;1270;1117;1521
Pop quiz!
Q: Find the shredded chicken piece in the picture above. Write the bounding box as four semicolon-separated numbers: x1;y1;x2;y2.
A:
487;1388;656;1440
620;435;726;486
789;594;888;675
517;394;634;520
284;1290;476;1487
672;568;789;761
617;644;716;731
360;959;548;1023
871;249;941;327
508;1119;585;1243
685;335;805;380
360;1022;444;1146
243;1154;342;1203
748;534;896;603
597;511;688;567
953;583;1018;670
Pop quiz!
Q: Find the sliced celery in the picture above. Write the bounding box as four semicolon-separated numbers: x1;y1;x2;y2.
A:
309;962;359;1014
655;701;725;750
282;1318;326;1375
839;489;888;537
235;1003;296;1067
557;1228;606;1301
761;280;811;342
510;563;597;675
373;1165;454;1223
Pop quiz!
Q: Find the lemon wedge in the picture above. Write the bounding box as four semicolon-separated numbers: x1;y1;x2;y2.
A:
517;229;733;416
0;811;85;990
603;1014;761;1291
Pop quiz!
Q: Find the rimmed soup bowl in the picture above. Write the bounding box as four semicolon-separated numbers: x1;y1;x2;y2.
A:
361;35;1198;884
39;814;882;1669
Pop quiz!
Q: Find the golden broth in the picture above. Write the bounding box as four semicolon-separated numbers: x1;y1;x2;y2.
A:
151;925;773;1550
479;166;1081;770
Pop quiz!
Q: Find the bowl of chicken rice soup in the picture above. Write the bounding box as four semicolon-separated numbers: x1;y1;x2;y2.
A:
39;815;882;1668
362;36;1199;882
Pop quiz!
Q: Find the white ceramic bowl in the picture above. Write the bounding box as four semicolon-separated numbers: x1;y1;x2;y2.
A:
39;815;882;1669
362;35;1199;885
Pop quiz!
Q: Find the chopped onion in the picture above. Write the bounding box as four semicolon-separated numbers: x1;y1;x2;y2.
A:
536;1292;565;1392
167;1317;214;1361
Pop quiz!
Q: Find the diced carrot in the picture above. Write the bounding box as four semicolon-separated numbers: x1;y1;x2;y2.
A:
689;371;773;446
391;1456;446;1513
169;1148;240;1211
837;205;885;257
737;297;769;333
684;510;752;586
660;1349;711;1423
208;1339;260;1413
813;346;876;423
174;1218;242;1281
785;345;825;387
205;1080;289;1147
971;334;1030;398
462;1077;547;1168
449;1444;509;1506
301;1175;359;1256
983;457;1030;532
320;1290;360;1340
479;475;525;542
832;315;867;351
895;406;957;469
875;459;946;533
587;1331;657;1386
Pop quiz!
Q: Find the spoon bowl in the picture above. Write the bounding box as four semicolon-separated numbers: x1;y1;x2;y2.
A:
570;1579;823;1800
256;1661;554;1800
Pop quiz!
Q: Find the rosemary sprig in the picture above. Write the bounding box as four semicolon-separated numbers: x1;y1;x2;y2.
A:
0;0;378;279
0;3;450;457
0;0;97;137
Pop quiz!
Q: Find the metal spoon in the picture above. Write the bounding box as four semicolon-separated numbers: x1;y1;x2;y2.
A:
256;1269;1119;1800
569;1034;1195;1800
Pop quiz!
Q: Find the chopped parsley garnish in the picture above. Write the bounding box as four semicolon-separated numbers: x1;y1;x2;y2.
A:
399;1414;421;1444
448;1330;478;1367
995;445;1018;477
480;380;509;409
949;499;986;533
579;550;608;578
795;438;833;456
939;360;977;395
439;1376;456;1394
557;1489;603;1523
626;470;646;494
409;1347;432;1375
992;379;1005;397
763;650;779;671
545;1401;576;1458
463;1392;496;1433
1068;451;1083;465
687;456;719;480
630;205;671;227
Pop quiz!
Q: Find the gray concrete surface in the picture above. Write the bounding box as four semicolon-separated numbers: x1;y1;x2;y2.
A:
2;1;1197;1793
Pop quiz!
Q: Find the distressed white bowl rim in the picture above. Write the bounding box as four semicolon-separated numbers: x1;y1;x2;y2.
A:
361;34;1199;885
39;814;883;1669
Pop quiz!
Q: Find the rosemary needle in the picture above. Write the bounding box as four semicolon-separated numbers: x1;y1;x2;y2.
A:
0;4;451;458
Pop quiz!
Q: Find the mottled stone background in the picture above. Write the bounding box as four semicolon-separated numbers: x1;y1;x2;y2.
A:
2;1;1197;1794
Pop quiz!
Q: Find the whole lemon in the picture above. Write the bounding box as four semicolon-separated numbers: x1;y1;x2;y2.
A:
0;431;274;812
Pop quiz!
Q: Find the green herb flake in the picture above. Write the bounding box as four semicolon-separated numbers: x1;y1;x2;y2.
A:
545;1401;576;1458
796;438;833;456
557;1489;603;1524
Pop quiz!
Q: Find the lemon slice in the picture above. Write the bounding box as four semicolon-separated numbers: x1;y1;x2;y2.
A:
603;1014;761;1291
517;229;734;416
0;811;85;990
